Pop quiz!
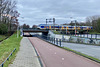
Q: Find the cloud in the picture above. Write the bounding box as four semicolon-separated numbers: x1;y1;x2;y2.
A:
17;0;100;27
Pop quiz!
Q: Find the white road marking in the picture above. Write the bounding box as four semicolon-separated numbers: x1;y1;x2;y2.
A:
62;58;64;60
54;52;56;54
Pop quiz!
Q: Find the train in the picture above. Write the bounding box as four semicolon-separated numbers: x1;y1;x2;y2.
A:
38;24;93;30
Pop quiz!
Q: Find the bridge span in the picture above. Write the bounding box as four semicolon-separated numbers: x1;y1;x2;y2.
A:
21;28;49;37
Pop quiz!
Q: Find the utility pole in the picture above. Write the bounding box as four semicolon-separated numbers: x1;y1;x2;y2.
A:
17;25;19;38
46;19;47;29
46;18;55;30
53;18;55;30
75;20;77;36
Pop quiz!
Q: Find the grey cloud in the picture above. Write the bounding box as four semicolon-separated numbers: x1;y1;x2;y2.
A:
17;0;100;26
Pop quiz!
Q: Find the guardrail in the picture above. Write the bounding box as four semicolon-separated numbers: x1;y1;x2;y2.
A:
37;35;62;47
0;48;16;67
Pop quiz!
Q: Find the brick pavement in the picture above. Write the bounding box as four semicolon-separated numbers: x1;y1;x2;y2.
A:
9;37;41;67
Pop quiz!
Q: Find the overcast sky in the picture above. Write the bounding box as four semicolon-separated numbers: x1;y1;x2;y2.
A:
17;0;100;27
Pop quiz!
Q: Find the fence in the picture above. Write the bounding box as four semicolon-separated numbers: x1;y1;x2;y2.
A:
69;34;100;45
74;34;100;39
0;48;16;67
37;35;62;47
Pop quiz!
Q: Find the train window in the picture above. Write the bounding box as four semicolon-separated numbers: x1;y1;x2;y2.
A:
41;26;44;28
69;27;72;28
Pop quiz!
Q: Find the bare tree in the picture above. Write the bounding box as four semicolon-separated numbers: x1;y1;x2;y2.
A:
0;0;20;33
86;15;100;32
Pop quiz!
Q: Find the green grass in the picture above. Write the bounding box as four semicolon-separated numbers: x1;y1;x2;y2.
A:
52;30;61;34
89;32;100;34
88;30;100;34
0;35;8;41
0;33;22;67
63;47;100;63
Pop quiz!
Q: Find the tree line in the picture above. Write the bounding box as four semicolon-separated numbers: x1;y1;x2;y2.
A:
0;0;20;35
63;15;100;33
21;24;37;29
86;15;100;33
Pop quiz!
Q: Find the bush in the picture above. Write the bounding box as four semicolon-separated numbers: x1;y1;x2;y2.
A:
0;23;8;34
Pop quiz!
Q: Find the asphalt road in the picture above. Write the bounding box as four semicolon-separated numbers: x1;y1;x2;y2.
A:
29;37;100;67
62;42;100;59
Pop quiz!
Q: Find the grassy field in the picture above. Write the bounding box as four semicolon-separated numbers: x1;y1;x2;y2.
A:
0;33;22;67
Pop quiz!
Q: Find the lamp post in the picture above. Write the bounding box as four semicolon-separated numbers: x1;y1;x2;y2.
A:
17;25;19;38
46;19;47;29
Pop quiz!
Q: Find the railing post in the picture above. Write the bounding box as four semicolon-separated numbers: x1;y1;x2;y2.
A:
87;33;88;38
49;37;50;41
59;39;61;47
83;34;85;37
54;38;55;44
52;38;53;43
50;37;51;42
11;53;12;56
95;34;97;39
56;38;58;45
2;63;3;67
91;34;92;39
7;58;9;61
80;34;81;37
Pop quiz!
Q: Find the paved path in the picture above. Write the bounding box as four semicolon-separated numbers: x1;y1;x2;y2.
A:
29;37;100;67
9;37;41;67
62;42;100;59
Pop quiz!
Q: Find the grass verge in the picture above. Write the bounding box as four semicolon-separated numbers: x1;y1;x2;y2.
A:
0;35;8;41
63;47;100;63
0;33;22;67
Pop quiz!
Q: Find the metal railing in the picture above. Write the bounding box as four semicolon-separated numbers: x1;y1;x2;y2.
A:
37;35;62;47
0;48;16;67
73;34;100;39
69;33;100;45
